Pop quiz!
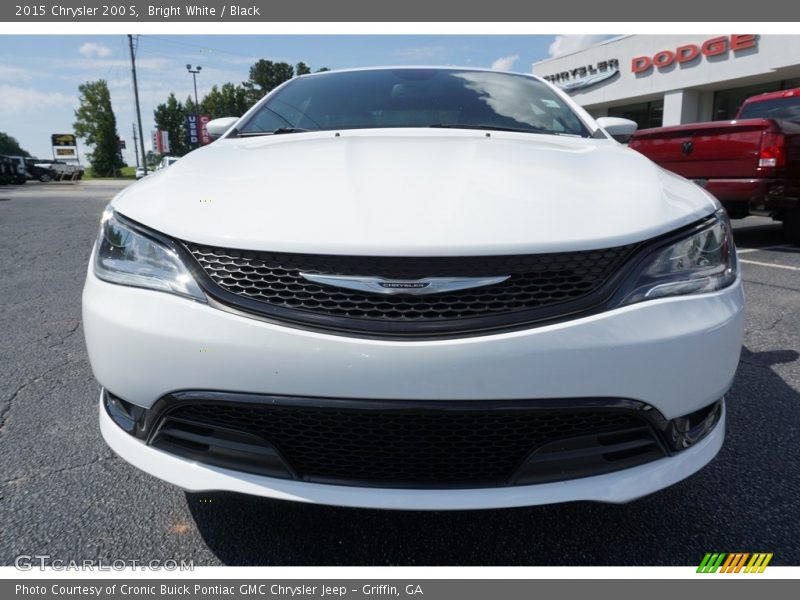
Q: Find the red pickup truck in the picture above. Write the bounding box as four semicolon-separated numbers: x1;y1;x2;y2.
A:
629;88;800;244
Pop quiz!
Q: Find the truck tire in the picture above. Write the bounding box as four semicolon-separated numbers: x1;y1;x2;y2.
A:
39;173;52;182
783;208;800;246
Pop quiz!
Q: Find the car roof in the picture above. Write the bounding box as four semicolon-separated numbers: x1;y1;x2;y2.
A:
296;65;545;83
743;88;800;105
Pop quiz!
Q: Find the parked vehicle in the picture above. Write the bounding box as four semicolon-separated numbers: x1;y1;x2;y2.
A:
23;158;57;182
135;166;146;180
33;159;84;181
85;67;743;510
155;156;180;171
4;155;28;184
0;155;14;185
629;88;800;244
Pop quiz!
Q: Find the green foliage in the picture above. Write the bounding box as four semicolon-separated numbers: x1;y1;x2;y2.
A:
200;83;250;119
73;80;124;177
0;132;30;156
153;93;191;157
242;59;295;104
296;62;311;76
185;95;199;117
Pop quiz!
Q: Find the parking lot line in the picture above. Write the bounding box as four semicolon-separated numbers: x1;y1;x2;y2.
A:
738;258;800;271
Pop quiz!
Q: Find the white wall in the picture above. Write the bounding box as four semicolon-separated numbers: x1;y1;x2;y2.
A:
533;34;800;117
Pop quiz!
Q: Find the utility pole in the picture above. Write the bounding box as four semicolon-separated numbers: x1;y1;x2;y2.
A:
128;34;147;175
132;123;139;167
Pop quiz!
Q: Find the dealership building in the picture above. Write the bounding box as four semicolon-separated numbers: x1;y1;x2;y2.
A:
532;34;800;129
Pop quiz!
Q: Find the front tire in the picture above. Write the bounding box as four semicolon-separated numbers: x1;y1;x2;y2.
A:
782;207;800;246
39;173;52;182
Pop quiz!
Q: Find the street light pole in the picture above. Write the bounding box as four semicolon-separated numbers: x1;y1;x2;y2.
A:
186;64;202;147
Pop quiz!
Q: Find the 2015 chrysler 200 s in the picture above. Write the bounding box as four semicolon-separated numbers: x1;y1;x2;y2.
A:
84;67;744;510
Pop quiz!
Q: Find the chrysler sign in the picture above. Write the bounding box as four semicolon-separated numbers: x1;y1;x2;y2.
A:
632;35;757;74
542;59;620;92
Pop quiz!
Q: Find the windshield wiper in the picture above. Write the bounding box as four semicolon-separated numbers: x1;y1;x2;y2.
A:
271;127;311;134
235;127;312;137
429;123;554;135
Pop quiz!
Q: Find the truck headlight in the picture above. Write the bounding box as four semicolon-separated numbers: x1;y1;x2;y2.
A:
93;208;206;302
620;209;737;306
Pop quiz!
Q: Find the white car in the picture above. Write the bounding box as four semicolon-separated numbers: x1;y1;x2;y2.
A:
156;156;180;171
135;166;146;180
83;67;744;510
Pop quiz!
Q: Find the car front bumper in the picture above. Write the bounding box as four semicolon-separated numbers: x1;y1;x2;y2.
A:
84;269;744;508
99;395;726;510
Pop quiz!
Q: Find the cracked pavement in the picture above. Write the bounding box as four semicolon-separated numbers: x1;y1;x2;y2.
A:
0;181;798;566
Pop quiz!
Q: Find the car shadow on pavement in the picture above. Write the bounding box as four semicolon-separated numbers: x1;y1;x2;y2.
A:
732;218;786;248
185;346;800;566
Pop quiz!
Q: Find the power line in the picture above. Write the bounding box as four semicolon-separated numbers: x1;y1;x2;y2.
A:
144;35;256;58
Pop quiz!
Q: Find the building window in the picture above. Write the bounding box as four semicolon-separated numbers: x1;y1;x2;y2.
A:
607;100;664;130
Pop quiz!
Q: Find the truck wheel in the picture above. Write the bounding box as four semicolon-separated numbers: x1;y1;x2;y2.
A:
39;173;52;182
783;208;800;246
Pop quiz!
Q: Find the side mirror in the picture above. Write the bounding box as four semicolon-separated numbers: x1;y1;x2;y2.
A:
206;117;239;140
595;117;638;143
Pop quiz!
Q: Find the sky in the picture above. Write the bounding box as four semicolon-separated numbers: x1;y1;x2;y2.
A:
0;34;613;164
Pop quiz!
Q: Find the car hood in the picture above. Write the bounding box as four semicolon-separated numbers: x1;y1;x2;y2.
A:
112;129;717;255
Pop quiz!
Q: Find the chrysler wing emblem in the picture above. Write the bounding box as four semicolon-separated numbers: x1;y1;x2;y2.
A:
558;67;620;93
300;273;510;295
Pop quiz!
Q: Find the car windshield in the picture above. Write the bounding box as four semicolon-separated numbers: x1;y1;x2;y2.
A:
738;96;800;121
238;68;592;138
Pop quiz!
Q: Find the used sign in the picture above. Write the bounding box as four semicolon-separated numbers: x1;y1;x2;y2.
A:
186;114;212;146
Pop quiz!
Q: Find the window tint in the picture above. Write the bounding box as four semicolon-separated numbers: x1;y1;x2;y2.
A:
239;69;591;137
738;96;800;121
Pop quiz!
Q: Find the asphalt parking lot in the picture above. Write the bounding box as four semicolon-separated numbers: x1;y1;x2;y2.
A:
0;179;798;566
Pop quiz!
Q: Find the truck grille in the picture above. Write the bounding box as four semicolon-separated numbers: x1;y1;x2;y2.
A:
184;243;638;337
150;397;665;488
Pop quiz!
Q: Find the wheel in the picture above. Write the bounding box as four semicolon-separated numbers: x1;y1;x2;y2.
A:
39;173;52;182
15;176;26;185
782;207;800;246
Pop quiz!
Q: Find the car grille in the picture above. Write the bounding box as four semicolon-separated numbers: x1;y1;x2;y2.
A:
150;398;666;488
184;243;638;336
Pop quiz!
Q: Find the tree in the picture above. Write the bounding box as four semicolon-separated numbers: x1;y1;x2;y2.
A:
200;83;250;118
184;95;199;117
73;80;124;177
153;93;191;157
316;67;331;73
0;132;30;157
243;60;294;104
295;61;311;76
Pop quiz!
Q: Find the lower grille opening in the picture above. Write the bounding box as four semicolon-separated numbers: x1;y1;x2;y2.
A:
147;396;668;489
154;417;294;479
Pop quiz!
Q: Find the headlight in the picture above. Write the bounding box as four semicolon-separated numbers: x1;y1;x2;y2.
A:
619;209;737;306
93;208;205;302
